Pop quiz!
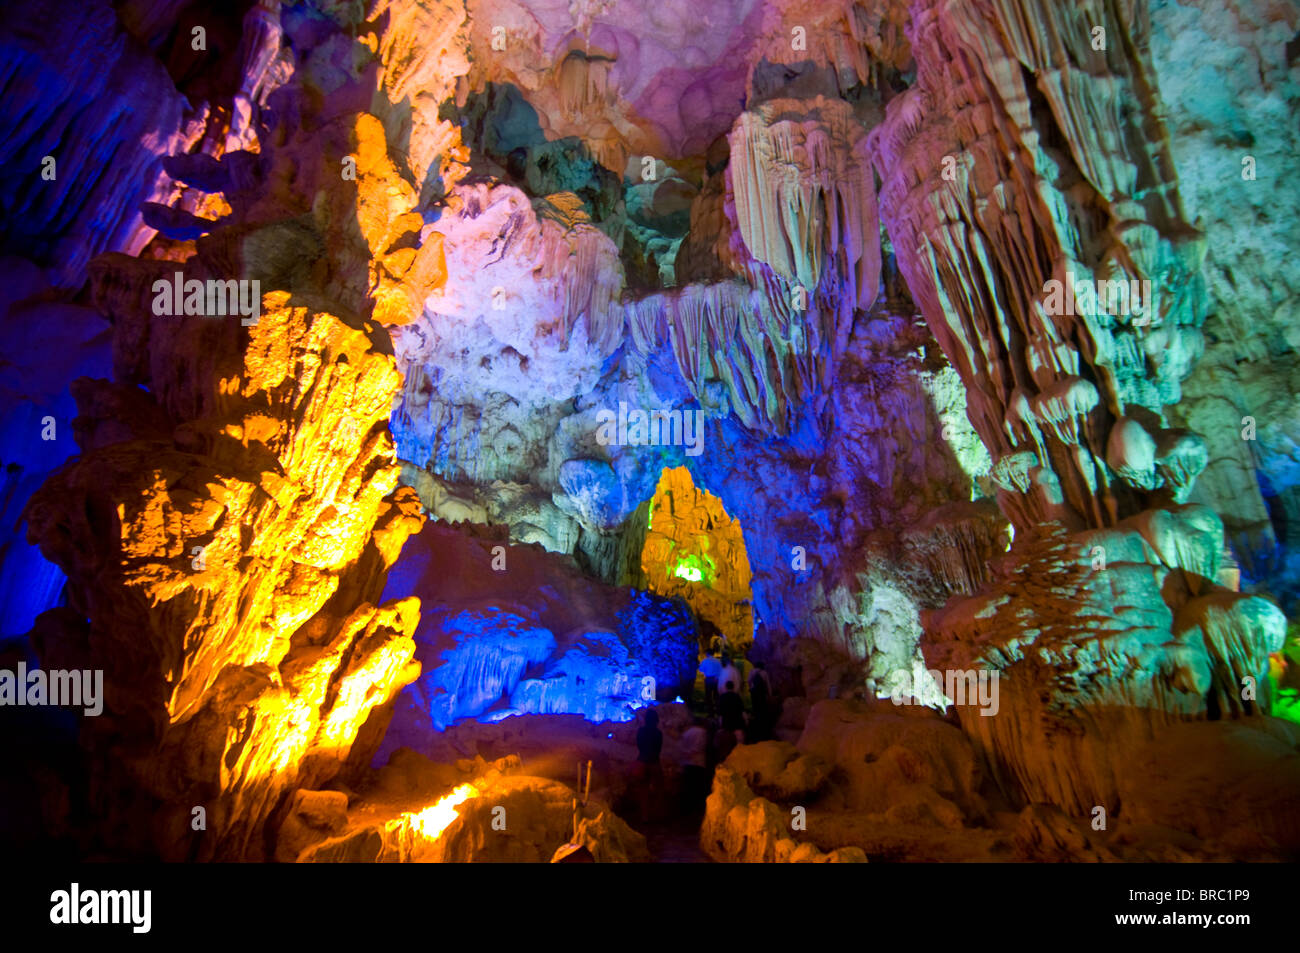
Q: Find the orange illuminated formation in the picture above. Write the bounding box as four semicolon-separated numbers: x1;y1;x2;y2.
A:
405;783;479;842
636;467;753;651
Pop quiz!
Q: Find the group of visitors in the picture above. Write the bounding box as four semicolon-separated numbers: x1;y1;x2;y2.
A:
627;633;780;823
696;648;774;742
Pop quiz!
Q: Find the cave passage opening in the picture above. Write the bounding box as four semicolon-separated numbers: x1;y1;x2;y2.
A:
633;466;754;657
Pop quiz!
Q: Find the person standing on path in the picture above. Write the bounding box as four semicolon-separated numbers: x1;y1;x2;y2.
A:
633;707;665;823
698;649;722;714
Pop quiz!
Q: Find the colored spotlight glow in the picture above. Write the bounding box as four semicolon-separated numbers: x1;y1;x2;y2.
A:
1270;647;1300;725
673;554;711;583
406;783;478;841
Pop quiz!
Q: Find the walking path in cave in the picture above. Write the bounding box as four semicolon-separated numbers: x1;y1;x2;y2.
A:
635;813;712;863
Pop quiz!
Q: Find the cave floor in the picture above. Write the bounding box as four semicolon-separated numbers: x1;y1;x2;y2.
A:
634;814;712;863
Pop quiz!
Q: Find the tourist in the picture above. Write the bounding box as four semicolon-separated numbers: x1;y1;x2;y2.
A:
748;663;771;741
634;707;665;822
719;654;742;704
679;716;711;812
718;679;745;743
698;649;722;713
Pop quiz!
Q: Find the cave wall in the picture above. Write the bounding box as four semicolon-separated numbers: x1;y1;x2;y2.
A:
387;0;990;705
378;0;1298;820
1149;0;1300;614
8;0;462;859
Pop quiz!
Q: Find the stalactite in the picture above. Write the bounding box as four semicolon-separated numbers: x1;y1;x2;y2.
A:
870;0;1206;535
728;96;880;312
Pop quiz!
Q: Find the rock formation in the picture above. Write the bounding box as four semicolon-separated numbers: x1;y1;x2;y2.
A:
24;283;426;859
1;0;1298;865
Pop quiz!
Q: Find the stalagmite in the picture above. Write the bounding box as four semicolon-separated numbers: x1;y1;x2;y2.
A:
1175;593;1287;717
25;292;425;860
